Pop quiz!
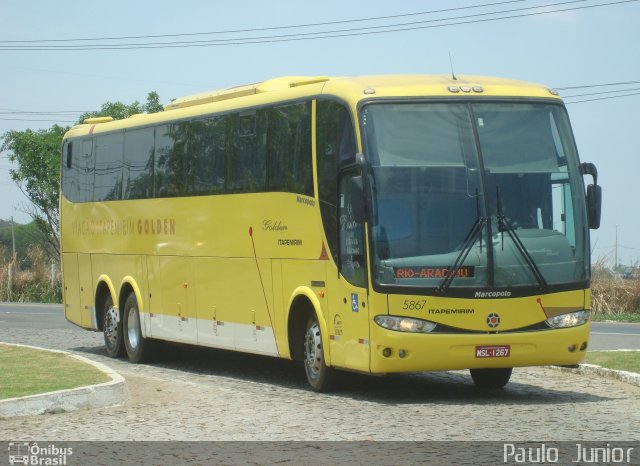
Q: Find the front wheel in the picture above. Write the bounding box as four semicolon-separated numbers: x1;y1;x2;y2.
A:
122;292;154;363
303;315;335;392
470;368;513;388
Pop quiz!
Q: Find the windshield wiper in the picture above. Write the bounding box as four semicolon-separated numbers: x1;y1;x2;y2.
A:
437;193;487;294
495;187;548;291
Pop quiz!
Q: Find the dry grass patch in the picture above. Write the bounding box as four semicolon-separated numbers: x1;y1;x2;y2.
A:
590;276;640;320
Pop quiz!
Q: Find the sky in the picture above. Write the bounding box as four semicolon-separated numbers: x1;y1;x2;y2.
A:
1;0;638;266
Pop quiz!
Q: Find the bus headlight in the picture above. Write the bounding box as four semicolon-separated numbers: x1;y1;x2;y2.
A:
545;310;590;328
374;315;437;333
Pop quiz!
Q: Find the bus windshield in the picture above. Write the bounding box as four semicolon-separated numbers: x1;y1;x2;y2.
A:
362;101;589;292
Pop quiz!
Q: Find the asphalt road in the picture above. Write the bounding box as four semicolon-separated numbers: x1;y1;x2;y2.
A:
0;302;637;350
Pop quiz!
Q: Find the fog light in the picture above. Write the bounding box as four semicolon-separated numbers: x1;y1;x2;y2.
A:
568;344;577;353
399;349;407;359
580;341;588;351
382;347;392;358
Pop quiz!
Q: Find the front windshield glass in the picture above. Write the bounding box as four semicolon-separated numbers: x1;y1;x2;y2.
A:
362;101;588;292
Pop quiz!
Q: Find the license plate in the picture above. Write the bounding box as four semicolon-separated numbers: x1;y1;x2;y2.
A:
475;345;511;358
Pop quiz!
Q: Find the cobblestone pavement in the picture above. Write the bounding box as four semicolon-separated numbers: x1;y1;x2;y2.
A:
1;326;639;441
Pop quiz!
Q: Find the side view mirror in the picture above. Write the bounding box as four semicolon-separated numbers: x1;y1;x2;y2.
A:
586;184;602;230
350;175;366;224
580;162;601;230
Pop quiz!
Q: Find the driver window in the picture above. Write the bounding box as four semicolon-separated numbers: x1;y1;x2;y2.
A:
339;171;366;287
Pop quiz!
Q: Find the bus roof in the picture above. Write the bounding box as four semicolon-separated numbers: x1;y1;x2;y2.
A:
64;74;561;138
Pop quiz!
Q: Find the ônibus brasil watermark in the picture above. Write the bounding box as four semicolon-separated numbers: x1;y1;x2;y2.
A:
7;442;72;466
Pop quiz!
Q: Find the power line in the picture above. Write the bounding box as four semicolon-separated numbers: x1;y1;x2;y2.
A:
555;80;640;90
562;86;640;98
564;91;640;104
0;111;86;115
0;118;76;122
620;245;640;251
0;0;527;43
0;0;636;51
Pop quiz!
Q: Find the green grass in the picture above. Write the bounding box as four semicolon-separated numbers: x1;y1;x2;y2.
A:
584;351;640;373
0;344;109;399
591;313;640;323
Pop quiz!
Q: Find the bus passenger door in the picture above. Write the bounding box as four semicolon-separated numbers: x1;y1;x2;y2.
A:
328;170;370;372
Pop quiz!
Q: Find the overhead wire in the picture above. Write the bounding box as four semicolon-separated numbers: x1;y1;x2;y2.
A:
0;0;636;51
0;0;527;43
555;80;640;90
561;86;640;98
561;80;640;103
0;111;87;115
554;77;640;103
563;91;640;104
0;118;77;122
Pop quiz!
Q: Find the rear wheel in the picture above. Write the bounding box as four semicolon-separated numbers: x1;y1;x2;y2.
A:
103;294;125;358
470;368;512;388
123;292;154;363
303;315;335;392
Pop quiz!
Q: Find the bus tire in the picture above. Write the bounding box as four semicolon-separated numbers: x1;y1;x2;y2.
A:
122;292;154;363
103;294;125;358
470;368;512;388
303;314;335;392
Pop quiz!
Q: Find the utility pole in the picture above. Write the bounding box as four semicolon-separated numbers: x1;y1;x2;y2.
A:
9;216;16;299
615;225;618;270
11;215;16;262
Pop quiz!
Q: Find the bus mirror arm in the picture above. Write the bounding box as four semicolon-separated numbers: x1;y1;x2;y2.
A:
580;162;598;185
580;162;602;230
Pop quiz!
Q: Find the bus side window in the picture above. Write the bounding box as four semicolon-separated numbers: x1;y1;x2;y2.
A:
154;124;181;197
78;138;95;202
267;102;313;196
123;128;154;200
228;111;267;193
66;141;73;169
94;132;124;201
61;141;79;202
192;116;226;194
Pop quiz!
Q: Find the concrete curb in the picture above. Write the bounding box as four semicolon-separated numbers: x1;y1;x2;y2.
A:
551;363;640;388
0;343;127;418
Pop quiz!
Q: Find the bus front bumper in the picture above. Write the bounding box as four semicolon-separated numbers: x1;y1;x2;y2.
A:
369;323;590;373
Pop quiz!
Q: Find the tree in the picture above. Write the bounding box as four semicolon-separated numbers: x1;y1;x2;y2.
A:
1;125;66;259
79;91;163;122
0;221;47;267
0;92;163;262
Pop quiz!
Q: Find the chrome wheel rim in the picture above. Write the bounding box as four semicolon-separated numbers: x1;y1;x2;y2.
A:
127;305;140;350
104;306;118;348
304;321;323;381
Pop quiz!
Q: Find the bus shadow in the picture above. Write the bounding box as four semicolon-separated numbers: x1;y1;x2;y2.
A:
70;343;612;406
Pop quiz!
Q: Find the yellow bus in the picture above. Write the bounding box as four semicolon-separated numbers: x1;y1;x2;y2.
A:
61;75;602;390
